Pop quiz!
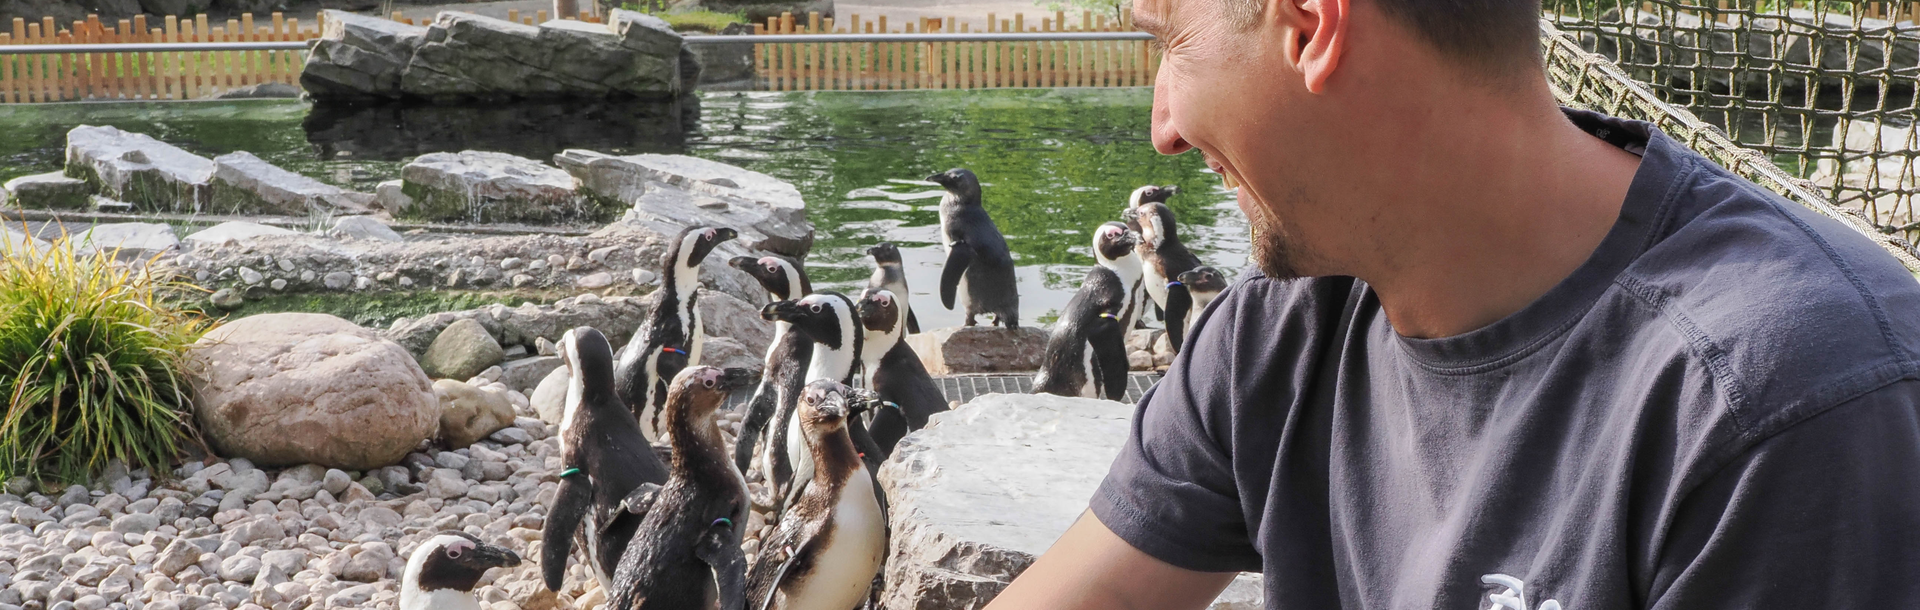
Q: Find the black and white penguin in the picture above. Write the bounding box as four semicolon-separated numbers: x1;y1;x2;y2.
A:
1121;185;1202;352
864;243;920;334
608;366;755;610
743;380;888;610
1090;221;1148;334
1033;224;1138;400
616;226;738;440
726;255;813;474
757;293;887;512
1175;266;1229;333
401;532;522;610
542;328;672;595
928;168;1020;328
855;288;946;455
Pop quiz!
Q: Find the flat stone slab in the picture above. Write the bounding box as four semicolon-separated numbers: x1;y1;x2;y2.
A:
876;393;1261;609
4;171;92;210
399;150;609;224
556;150;812;257
73;222;180;261
209;151;374;216
64;125;215;212
184;221;300;246
906;326;1050;375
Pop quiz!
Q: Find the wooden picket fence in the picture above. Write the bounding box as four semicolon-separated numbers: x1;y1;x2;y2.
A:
751;11;1160;90
0;13;322;102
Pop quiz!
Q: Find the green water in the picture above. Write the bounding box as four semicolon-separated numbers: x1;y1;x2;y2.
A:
0;89;1248;327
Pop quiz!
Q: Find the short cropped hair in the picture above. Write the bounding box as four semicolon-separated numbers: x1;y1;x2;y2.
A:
1223;0;1544;77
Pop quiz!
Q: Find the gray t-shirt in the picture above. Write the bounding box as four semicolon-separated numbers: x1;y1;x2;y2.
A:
1092;110;1920;609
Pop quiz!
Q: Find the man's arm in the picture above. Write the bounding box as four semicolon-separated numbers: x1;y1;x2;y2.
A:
985;511;1239;610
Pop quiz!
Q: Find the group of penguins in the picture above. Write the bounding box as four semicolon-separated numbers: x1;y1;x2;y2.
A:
392;169;1231;610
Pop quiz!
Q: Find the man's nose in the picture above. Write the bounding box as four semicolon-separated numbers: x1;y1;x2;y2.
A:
1151;74;1194;156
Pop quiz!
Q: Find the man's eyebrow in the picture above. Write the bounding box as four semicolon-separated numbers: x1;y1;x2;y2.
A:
1131;8;1168;36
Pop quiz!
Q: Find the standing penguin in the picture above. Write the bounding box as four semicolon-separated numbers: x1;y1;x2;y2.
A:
608;366;756;610
1175;266;1229;332
401;532;522;610
928;168;1020;328
616;226;738;440
744;380;888;610
726;255;813;474
855;289;947;454
1122;186;1202;352
542;327;672;596
758;293;887;513
864;242;920;334
1033;224;1138;400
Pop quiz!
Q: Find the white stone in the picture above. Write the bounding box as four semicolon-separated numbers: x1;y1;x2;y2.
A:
3;171;91;210
64;125;215;211
209;151;373;216
185;221;298;247
329;216;404;243
72;222;179;261
374;179;413;213
399;151;589;224
556;150;810;257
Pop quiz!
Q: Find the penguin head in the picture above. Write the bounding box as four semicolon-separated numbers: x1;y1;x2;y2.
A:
1178;266;1229;294
729;255;802;300
925;168;982;200
664;366;756;431
1124;185;1179;218
798;379;851;436
556;327;617;424
866;242;903;265
856;289;902;334
1093;222;1141;263
671;226;739;272
402;532;521;602
760;292;855;350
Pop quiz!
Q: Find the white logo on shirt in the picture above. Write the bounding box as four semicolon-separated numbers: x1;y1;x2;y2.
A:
1481;574;1562;610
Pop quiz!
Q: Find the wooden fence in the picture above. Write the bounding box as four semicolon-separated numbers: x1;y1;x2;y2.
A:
750;11;1160;91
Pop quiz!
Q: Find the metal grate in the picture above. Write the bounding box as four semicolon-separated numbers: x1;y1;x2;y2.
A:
933;373;1163;404
1542;1;1920;252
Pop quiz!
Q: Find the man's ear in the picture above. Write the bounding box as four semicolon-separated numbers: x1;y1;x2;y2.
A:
1272;0;1349;93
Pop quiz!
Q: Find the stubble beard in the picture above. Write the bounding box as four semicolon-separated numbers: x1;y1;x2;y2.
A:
1246;194;1308;281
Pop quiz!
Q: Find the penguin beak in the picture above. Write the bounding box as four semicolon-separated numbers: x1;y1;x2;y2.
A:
925;172;948;185
1177;270;1199;284
761;300;802;322
728;256;756;271
714;228;739;243
1162;185;1179;197
718;367;756;391
461;542;523;571
1120;206;1139;222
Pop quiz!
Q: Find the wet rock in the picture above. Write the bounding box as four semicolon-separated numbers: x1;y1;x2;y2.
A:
329;215;404;243
208;151;374;216
3;171;91;210
433;379;516;449
299;10;428;102
188;313;437;470
905;326;1050;375
183;221;297;247
399;150;602;224
71;223;178;262
421;318;506;381
63;125;214;212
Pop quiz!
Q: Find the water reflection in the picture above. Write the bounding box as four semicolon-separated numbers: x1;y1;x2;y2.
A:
302;97;700;162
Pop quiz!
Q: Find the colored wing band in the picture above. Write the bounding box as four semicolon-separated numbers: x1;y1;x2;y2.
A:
662;346;687;355
1167;280;1183;288
712;517;733;528
560;467;584;478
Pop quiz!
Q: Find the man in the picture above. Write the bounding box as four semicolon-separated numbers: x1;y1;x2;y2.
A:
986;0;1920;608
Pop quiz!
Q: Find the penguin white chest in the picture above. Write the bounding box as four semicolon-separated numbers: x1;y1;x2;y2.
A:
689;313;706;367
400;589;483;610
1143;264;1169;309
782;470;886;610
1078;348;1098;399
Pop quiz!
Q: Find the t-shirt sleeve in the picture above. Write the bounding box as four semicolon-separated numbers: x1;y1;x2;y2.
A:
1090;281;1264;573
1649;379;1920;608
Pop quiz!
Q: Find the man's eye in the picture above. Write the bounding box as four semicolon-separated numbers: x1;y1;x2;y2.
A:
1149;39;1168;54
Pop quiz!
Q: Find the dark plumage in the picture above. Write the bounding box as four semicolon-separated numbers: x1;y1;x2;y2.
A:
929;168;1020;328
616;226;737;438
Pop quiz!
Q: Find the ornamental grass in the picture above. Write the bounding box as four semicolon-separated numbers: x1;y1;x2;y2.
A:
0;227;214;487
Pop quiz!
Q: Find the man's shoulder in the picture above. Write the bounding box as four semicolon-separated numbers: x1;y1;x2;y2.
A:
1617;157;1920;434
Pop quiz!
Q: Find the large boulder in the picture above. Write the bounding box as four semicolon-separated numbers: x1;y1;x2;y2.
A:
398;151;610;224
556;150;812;258
432;379;515;449
64;125;215;212
420;318;506;380
188;313;438;470
72;223;179;262
300;11;428;101
208;151;374;216
4;171;92;210
695;290;773;356
906;326;1050;375
400;12;682;102
877;393;1260;609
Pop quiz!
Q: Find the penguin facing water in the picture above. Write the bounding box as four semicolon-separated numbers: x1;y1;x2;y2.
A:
855;288;947;455
928;168;1020;328
616;226;738;440
864;242;920;334
543;328;672;595
1121;185;1202;352
1033;223;1139;400
608;366;756;610
726;255;814;475
744;380;888;610
401;532;522;610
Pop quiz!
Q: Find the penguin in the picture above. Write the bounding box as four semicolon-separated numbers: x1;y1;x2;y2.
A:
1090;221;1148;333
1121;186;1202;353
1033;224;1138;400
608;366;756;610
542;327;673;596
864;242;920;334
927;168;1020;328
743;380;888;610
855;288;947;455
1176;266;1230;333
401;532;523;610
726;255;814;476
757;293;888;514
616;226;738;440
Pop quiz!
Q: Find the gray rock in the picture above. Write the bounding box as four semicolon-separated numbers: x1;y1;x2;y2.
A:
486;426;533;446
421;318;505;381
154;539;202;576
269;278;287;291
328;216;404;243
209;152;374;216
321;470;351;496
877;393;1262;609
396;11;682;103
323;271;353;290
71;223;179;262
63;125;215;212
3;172;91;210
209;82;301;99
574;272;614;288
905;326;1051;375
326;583;377;606
556;150;811;258
498;355;563;394
373;179;413;214
217;555;261;582
1;227;49;254
433;379;515;449
398;150;602;224
184;221;298;247
529;365;569;425
109;513;159;534
300;11;428;101
10;505;50;527
238;267;264;285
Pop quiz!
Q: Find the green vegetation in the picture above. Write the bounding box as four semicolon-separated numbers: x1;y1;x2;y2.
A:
618;4;745;32
0;232;215;486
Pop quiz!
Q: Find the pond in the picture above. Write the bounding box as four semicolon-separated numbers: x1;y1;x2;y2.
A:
0;89;1249;329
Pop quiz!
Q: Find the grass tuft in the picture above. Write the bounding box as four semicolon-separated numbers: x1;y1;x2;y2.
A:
0;226;215;487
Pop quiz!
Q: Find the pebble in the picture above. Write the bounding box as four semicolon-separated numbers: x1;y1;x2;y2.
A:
268;279;287;291
237;267;262;285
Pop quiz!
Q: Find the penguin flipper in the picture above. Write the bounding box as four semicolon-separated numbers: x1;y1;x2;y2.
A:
619;482;664;515
747;516;824;610
940;241;974;310
540;475;593;591
696;520;748;610
1163;282;1192;356
1089;316;1131;402
906;308;922;334
733;378;779;473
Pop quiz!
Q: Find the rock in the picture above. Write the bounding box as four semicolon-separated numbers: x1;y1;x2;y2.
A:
499;356;564;395
269;278;288;291
327;583;378;606
63;125;214;212
189;313;438;470
155;539;202;576
2;227;49;253
183;221;298;247
697;290;774;355
381;293;654;358
329;216;404;243
321;470;351;496
877;393;1262;609
905;326;1051;375
208;151;373;216
697;336;762;373
206;288;244;311
434;379;516;449
424;469;469;499
1127;350;1153;371
421;318;506;380
71;223;178;262
217;555;261;582
110;513;159;534
299;11;428;102
390;11;683;103
529;365;570;425
3;171;91;210
574;272;614;288
209;82;301;99
399;150;604;224
556;150;810;258
324;271;354;290
373;179;414;214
